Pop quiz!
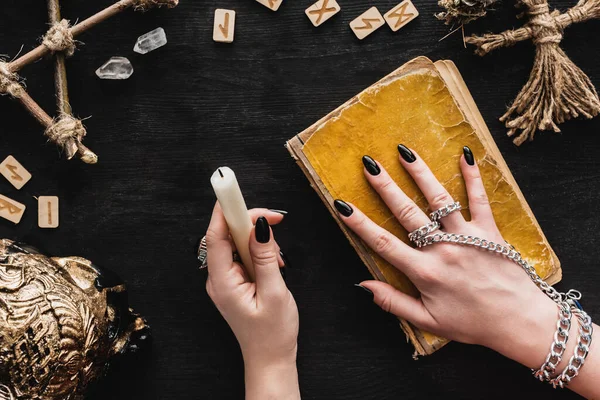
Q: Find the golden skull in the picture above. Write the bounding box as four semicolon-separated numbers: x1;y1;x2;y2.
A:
0;239;149;400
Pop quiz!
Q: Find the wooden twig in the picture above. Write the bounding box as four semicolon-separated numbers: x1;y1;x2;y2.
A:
8;0;178;73
48;0;71;115
45;0;98;164
18;90;54;127
10;86;98;164
9;1;130;73
0;62;53;126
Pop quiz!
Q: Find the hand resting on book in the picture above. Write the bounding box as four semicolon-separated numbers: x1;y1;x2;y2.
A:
335;145;600;398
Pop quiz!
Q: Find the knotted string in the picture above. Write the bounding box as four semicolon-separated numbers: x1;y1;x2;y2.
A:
45;115;97;164
528;4;563;44
0;61;23;98
42;19;76;57
466;0;600;144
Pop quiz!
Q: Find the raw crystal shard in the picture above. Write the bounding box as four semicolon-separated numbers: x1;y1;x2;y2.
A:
95;57;134;80
134;27;167;54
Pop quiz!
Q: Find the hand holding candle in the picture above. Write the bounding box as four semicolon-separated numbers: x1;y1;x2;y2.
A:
204;195;300;400
210;167;256;281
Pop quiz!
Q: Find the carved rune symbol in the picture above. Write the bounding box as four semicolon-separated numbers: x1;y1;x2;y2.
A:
0;199;21;215
388;3;414;29
5;164;23;181
356;18;380;30
47;201;53;225
219;13;230;38
268;0;278;7
309;0;337;25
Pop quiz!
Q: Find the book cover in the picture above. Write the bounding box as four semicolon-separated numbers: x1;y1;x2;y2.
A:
287;57;561;356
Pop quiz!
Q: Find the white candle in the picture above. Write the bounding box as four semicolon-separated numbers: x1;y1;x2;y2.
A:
210;167;255;281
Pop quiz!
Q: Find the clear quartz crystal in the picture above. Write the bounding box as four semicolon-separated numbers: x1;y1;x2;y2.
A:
95;57;134;80
134;27;167;54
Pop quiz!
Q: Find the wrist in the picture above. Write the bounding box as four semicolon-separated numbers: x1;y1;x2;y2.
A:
244;358;299;400
242;344;298;372
485;293;559;369
244;355;298;375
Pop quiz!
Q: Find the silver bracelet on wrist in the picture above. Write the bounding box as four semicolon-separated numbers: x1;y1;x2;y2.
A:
533;301;572;382
412;225;593;389
550;307;594;388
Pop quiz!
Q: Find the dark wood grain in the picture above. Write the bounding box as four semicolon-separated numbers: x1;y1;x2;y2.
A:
1;0;598;398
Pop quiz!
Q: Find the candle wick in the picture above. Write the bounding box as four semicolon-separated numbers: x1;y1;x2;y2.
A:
218;169;224;178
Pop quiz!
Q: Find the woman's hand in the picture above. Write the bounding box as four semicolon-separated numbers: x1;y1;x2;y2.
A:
337;146;599;398
205;204;300;400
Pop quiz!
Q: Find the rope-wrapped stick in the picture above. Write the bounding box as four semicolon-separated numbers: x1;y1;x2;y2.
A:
45;0;97;163
466;0;600;145
0;64;97;164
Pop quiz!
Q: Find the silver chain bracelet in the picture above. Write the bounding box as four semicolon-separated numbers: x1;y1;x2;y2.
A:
533;302;572;382
550;308;594;388
416;231;593;388
416;232;574;304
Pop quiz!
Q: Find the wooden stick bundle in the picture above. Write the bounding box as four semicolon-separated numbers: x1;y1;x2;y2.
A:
0;0;178;163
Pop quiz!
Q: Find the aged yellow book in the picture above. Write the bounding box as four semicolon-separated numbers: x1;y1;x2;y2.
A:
286;57;561;356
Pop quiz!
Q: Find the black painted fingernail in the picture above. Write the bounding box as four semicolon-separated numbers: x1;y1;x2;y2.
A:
334;200;353;217
397;144;416;163
463;146;475;166
280;251;291;268
355;284;373;300
255;217;271;243
269;209;288;216
362;155;381;176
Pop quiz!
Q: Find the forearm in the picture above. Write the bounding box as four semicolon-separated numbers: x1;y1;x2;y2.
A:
515;324;600;398
244;361;300;400
490;296;600;398
568;325;600;399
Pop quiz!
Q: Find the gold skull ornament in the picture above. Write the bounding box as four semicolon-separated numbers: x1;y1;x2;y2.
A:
0;239;149;400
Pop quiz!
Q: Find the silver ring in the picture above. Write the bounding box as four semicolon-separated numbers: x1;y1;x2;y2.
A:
408;220;440;244
429;201;461;222
197;236;241;270
197;236;208;269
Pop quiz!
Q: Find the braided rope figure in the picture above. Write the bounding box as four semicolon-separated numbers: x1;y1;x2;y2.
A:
466;0;600;145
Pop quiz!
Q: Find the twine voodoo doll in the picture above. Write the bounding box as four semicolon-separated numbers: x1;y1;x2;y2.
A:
465;0;600;145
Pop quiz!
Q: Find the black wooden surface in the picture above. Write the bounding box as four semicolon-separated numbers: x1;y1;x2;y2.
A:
1;0;599;398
